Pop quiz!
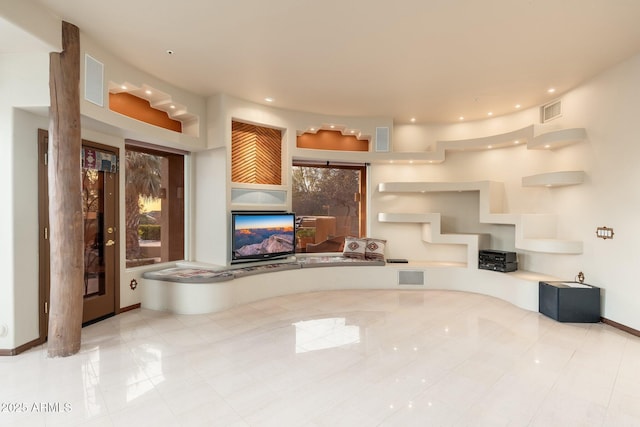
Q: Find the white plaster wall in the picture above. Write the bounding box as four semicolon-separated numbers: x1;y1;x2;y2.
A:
193;147;228;265
12;109;48;347
200;94;394;265
374;53;640;331
0;63;16;350
78;35;207;152
540;54;640;329
0;53;51;350
0;1;61;53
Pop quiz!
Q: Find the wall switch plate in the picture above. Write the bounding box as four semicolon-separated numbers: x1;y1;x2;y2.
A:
596;226;614;239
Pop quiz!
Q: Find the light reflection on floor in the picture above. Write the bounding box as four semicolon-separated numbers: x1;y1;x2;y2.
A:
1;289;640;426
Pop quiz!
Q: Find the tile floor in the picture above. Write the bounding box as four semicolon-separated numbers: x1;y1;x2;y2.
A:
1;289;640;426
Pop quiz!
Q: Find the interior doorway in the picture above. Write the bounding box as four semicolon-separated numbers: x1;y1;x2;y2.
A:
38;129;120;335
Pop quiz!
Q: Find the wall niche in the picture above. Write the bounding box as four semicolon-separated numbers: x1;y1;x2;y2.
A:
231;121;282;185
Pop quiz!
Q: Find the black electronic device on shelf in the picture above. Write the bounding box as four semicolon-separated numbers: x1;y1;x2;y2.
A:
478;250;518;272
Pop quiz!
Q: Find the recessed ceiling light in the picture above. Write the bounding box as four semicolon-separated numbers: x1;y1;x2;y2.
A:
121;85;127;90
514;140;520;144
329;125;335;129
264;97;274;102
410;117;416;123
488;145;493;149
170;105;175;109
459;116;464;121
350;130;355;134
515;104;521;109
488;112;493;116
145;90;152;95
544;144;551;148
309;127;315;132
547;88;556;93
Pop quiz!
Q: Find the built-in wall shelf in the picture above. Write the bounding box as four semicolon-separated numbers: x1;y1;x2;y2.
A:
522;171;585;187
230;187;288;206
529;128;587;150
378;180;584;260
378;212;490;268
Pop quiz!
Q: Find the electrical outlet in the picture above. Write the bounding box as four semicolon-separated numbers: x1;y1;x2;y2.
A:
596;226;614;239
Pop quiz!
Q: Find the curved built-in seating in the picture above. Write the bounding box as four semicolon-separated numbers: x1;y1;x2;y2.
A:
142;127;584;316
140;257;560;315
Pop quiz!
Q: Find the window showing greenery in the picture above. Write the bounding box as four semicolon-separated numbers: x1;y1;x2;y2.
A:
292;162;366;252
125;146;184;267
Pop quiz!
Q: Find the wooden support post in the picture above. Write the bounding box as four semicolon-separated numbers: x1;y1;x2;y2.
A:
47;21;83;357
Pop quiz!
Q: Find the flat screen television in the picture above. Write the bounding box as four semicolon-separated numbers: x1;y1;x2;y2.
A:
231;211;296;264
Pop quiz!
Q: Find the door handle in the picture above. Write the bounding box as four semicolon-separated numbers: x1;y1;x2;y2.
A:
105;239;115;247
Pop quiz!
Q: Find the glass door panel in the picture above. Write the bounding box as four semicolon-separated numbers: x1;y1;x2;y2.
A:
83;168;105;298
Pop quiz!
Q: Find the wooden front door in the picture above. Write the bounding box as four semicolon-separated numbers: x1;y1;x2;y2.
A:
80;151;118;323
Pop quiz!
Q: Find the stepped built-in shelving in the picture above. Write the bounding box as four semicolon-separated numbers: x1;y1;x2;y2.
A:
376;126;587;265
378;178;584;267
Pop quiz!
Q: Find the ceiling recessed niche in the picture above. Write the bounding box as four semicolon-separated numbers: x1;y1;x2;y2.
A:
108;81;199;136
297;128;369;151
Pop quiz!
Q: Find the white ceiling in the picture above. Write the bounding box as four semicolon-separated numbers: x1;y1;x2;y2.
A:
0;15;55;53
10;0;640;123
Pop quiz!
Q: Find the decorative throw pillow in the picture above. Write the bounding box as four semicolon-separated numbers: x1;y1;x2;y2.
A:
365;238;386;261
343;236;367;259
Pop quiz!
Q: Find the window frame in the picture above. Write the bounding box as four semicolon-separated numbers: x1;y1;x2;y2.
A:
124;143;186;267
292;160;368;240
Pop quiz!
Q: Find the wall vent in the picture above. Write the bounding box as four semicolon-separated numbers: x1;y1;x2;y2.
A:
540;99;562;123
84;54;104;107
375;127;390;152
397;270;424;285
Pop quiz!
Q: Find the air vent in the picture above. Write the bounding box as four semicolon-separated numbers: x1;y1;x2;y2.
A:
398;270;424;285
541;99;562;123
375;127;390;152
84;54;104;107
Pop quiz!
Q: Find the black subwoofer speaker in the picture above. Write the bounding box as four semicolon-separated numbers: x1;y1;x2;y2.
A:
539;281;601;323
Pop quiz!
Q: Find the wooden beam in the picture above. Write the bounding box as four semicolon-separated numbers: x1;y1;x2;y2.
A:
47;21;83;357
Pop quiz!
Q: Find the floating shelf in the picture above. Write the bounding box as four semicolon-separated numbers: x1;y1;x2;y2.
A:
529;128;587;150
522;171;585;187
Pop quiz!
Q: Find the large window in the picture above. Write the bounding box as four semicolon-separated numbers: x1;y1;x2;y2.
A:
125;145;185;267
292;162;366;252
